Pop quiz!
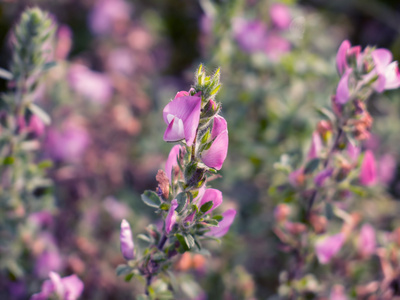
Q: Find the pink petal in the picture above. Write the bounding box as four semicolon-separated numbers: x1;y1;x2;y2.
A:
49;272;64;298
314;168;333;187
61;274;84;300
372;49;392;72
198;188;223;214
211;115;228;138
307;132;322;159
163;96;201;146
206;209;236;238
174;91;189;99
378;154;396;184
163;116;185;142
347;142;360;162
165;145;182;182
336;40;351;75
358;223;376;257
336;68;352;104
166;199;178;234
270;3;291;29
120;219;135;260
383;61;400;90
315;233;345;264
330;285;347;300
200;130;228;170
360;150;377;186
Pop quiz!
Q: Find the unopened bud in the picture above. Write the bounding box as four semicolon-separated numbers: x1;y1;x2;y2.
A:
274;204;291;223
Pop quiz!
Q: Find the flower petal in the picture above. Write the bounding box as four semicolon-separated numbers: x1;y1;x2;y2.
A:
165;145;182;182
336;68;352;104
315;233;345;264
61;274;84;300
120;219;135;260
163;116;185;142
166;199;178;234
199;188;223;214
360;150;376;186
336;40;351;75
201;130;228;170
206;209;236;238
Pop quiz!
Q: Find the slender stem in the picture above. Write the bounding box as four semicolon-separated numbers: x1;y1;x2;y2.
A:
306;128;343;219
145;233;168;295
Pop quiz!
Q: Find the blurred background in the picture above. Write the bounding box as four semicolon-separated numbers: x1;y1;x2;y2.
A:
1;0;400;299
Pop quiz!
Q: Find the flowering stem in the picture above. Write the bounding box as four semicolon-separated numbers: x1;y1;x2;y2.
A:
306;127;343;219
145;233;168;295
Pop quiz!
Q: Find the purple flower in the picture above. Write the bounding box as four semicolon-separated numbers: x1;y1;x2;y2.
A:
336;40;361;76
29;115;45;137
107;48;135;74
163;94;201;146
166;199;178;234
307;132;323;160
35;250;64;279
346;142;360;162
200;115;229;170
288;167;305;187
358;223;376;257
315;233;345;264
165;144;183;182
330;285;347;300
88;0;132;35
233;18;267;53
263;32;291;61
336;68;353;104
371;49;400;92
31;272;84;300
68;64;113;105
378;154;396;184
120;219;135;260
359;150;377;186
55;25;72;60
206;209;236;238
270;3;291;29
198;188;223;214
314;168;334;187
103;196;130;220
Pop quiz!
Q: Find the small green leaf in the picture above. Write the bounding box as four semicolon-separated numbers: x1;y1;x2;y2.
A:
304;158;320;174
203;219;219;227
38;160;53;169
185;234;195;249
125;273;134;282
141;190;161;208
200;201;213;213
3;156;15;165
212;215;223;221
159;203;170;211
175;233;189;251
175;192;187;213
137;234;151;243
116;264;132;276
28;103;51;125
0;68;13;80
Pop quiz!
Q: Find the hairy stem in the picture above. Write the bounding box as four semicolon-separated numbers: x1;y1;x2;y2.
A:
145;233;168;295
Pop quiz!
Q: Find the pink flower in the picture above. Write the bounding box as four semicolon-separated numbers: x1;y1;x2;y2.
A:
103;197;130;220
330;285;347;300
35;249;64;279
378;154;396;184
288;167;304;187
270;3;291;29
88;0;132;35
163;94;201;146
198;188;223;214
264;32;291;61
315;233;345;264
200;115;229;170
68;64;113;105
29;115;45;137
336;68;353;104
120;219;135;260
166;199;178;234
314;168;334;187
233;18;267;53
31;272;84;300
206;209;236;238
165;145;183;182
346;142;360;162
55;25;72;60
107;48;135;74
336;40;361;76
371;49;400;92
307;132;323;160
359;150;377;186
358;223;376;257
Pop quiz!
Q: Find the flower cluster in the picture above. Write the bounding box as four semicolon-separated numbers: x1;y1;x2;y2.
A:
117;65;236;298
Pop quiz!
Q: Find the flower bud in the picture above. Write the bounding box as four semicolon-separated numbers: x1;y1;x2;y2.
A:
165;200;178;234
120;219;135;260
315;233;345;264
273;204;290;223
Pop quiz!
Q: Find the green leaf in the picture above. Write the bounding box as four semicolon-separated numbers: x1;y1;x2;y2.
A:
175;233;189;251
159;203;170;211
28;103;51;125
315;107;336;123
137;234;151;243
38;160;53;169
185;234;195;249
3;156;15;165
116;264;132;276
200;201;213;213
203;219;219;227
125;273;134;282
212;215;223;221
141;190;161;208
0;68;13;80
304;158;320;174
175;192;187;213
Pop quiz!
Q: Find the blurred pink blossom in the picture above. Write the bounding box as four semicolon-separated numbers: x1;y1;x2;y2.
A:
314;168;334;187
103;196;130;220
35;249;64;278
378;154;396;184
330;284;347;300
307;132;323;160
107;48;135;74
336;68;353;104
315;233;345;264
346;142;360;162
263;32;291;61
166;199;178;234
55;25;72;60
233;18;267;53
336;40;361;76
165;144;183;182
68;64;113;105
358;223;376;257
359;150;377;186
371;49;400;92
270;3;291;29
88;0;132;35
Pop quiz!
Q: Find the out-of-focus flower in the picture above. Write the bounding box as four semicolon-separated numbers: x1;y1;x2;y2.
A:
165;144;183;182
270;3;291;29
378;154;396;184
120;219;135;260
336;68;353;104
197;188;223;215
29;115;46;137
35;249;64;278
206;209;236;238
31;272;84;300
28;211;53;228
45;120;90;163
55;25;72;60
315;233;345;264
232;18;267;53
166;200;178;234
358;224;376;258
314;168;334;187
347;142;360;162
371;49;400;92
200;115;229;170
88;0;132;35
336;40;361;76
330;284;347;300
359;150;377;186
288;167;305;187
307;132;323;160
103;196;130;220
68;64;113;105
107;48;135;74
264;32;291;61
163;93;201;146
274;204;290;223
